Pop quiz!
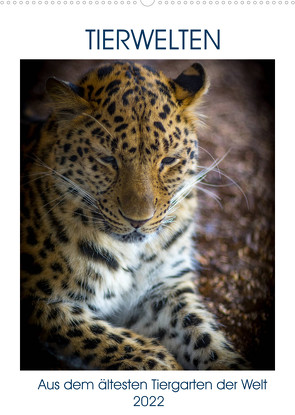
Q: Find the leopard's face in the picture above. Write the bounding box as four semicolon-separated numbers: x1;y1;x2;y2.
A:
46;62;208;241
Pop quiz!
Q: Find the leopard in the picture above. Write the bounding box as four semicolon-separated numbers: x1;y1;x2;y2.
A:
21;61;248;370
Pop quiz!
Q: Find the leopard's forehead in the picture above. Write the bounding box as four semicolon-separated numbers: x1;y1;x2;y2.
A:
78;62;179;119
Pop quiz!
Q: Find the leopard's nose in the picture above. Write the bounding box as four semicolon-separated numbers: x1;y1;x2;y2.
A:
119;211;153;228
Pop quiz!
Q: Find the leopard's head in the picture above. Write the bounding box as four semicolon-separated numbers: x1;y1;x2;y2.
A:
45;62;209;241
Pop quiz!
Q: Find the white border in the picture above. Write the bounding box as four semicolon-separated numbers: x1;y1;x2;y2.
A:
0;2;294;414
0;1;294;5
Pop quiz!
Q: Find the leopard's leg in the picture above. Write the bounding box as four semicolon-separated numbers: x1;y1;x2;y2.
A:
125;278;249;370
22;297;182;370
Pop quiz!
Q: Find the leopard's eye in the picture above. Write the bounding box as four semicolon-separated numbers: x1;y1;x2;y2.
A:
100;156;118;169
101;156;116;163
161;157;177;165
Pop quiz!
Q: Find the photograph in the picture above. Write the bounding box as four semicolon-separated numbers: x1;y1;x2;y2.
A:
20;59;274;371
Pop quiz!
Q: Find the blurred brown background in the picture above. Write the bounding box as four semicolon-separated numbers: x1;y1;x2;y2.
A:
21;60;275;370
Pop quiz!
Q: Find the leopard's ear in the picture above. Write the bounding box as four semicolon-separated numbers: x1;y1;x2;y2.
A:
172;63;209;107
46;77;90;120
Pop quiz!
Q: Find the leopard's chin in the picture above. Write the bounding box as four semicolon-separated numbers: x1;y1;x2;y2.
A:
109;225;162;242
111;230;148;243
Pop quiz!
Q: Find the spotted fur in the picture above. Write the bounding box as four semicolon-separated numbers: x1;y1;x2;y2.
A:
21;62;248;370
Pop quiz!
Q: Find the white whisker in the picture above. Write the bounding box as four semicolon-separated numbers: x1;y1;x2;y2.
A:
82;113;113;139
162;215;176;226
197;185;223;209
22;172;52;185
205;168;249;209
198;145;221;178
41;193;68;219
67;209;105;224
167;148;248;216
30;153;100;213
41;192;67;210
